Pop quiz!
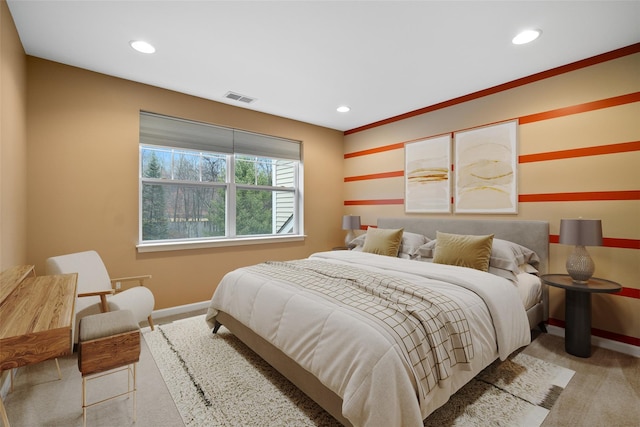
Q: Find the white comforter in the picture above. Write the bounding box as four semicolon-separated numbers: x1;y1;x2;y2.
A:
206;251;531;427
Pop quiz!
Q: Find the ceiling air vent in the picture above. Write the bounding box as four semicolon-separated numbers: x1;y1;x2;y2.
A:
224;91;256;104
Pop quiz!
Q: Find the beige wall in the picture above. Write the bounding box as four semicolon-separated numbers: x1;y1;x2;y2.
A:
1;0;28;270
25;58;344;310
343;52;640;343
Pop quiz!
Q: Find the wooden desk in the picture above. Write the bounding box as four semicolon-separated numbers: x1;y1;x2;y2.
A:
0;265;77;426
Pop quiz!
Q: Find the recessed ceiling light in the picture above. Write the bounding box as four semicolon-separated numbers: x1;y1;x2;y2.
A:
130;40;156;54
512;29;541;45
337;105;350;113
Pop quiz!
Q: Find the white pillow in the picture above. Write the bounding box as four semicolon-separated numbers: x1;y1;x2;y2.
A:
519;263;539;274
490;238;540;273
348;233;366;251
399;232;429;258
414;239;437;258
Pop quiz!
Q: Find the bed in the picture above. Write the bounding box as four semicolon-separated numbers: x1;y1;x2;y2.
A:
205;218;549;426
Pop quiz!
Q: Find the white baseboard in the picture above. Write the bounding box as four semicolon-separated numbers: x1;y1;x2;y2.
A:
152;300;209;320
547;325;640;358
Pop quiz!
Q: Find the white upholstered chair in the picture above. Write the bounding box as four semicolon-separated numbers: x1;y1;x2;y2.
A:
45;250;155;343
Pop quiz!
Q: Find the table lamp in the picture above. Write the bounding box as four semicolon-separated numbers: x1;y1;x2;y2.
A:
342;215;361;246
559;218;602;283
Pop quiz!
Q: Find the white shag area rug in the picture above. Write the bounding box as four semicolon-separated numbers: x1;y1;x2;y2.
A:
143;315;574;427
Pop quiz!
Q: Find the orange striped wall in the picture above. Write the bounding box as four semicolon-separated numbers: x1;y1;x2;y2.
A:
342;45;640;348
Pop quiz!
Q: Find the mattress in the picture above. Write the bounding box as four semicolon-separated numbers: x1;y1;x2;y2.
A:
518;272;543;310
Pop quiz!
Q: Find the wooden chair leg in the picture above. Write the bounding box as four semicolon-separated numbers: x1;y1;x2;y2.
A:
54;358;62;380
98;294;109;313
0;395;10;427
147;315;155;331
133;363;137;422
82;376;87;427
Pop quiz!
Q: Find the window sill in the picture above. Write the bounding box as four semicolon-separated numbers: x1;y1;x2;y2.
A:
137;234;306;253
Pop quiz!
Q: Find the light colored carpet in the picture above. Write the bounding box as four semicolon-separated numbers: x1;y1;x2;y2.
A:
144;315;575;427
143;318;340;427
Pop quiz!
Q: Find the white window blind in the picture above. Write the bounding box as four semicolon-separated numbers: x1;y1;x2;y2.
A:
233;130;301;160
140;111;301;160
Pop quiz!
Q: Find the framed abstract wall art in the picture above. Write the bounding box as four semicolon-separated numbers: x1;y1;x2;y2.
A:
405;134;451;213
454;120;518;214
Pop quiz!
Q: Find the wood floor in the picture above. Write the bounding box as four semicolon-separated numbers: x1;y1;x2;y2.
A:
523;333;639;426
2;315;638;426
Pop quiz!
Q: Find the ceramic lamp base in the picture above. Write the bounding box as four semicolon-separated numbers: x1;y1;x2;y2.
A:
566;245;595;283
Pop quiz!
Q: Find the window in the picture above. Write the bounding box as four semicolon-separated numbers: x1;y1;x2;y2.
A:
138;112;302;251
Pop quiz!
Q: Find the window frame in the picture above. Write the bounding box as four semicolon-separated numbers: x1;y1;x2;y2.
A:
137;113;304;253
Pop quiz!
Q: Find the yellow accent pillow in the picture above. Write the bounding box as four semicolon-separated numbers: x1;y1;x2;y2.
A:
362;227;404;257
433;231;494;271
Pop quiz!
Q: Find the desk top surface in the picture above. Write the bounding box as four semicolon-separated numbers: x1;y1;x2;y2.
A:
0;268;78;371
0;273;77;339
0;265;35;304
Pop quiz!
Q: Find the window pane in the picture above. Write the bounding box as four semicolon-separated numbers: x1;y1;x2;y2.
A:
236;189;295;236
235;156;296;188
141;146;226;183
142;183;226;241
172;150;200;181
235;155;273;186
201;153;227;182
141;146;172;179
273;189;295;233
274;159;296;188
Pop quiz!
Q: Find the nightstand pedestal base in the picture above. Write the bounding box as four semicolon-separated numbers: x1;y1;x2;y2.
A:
565;290;591;358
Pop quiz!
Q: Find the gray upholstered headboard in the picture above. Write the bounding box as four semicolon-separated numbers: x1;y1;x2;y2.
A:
377;217;549;274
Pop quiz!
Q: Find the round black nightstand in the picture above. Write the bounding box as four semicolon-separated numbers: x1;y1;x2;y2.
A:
541;274;621;358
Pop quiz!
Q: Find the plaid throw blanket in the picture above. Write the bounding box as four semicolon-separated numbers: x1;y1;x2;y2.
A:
247;260;474;398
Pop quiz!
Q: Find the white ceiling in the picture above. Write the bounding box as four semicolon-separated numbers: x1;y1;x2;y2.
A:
7;1;640;132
